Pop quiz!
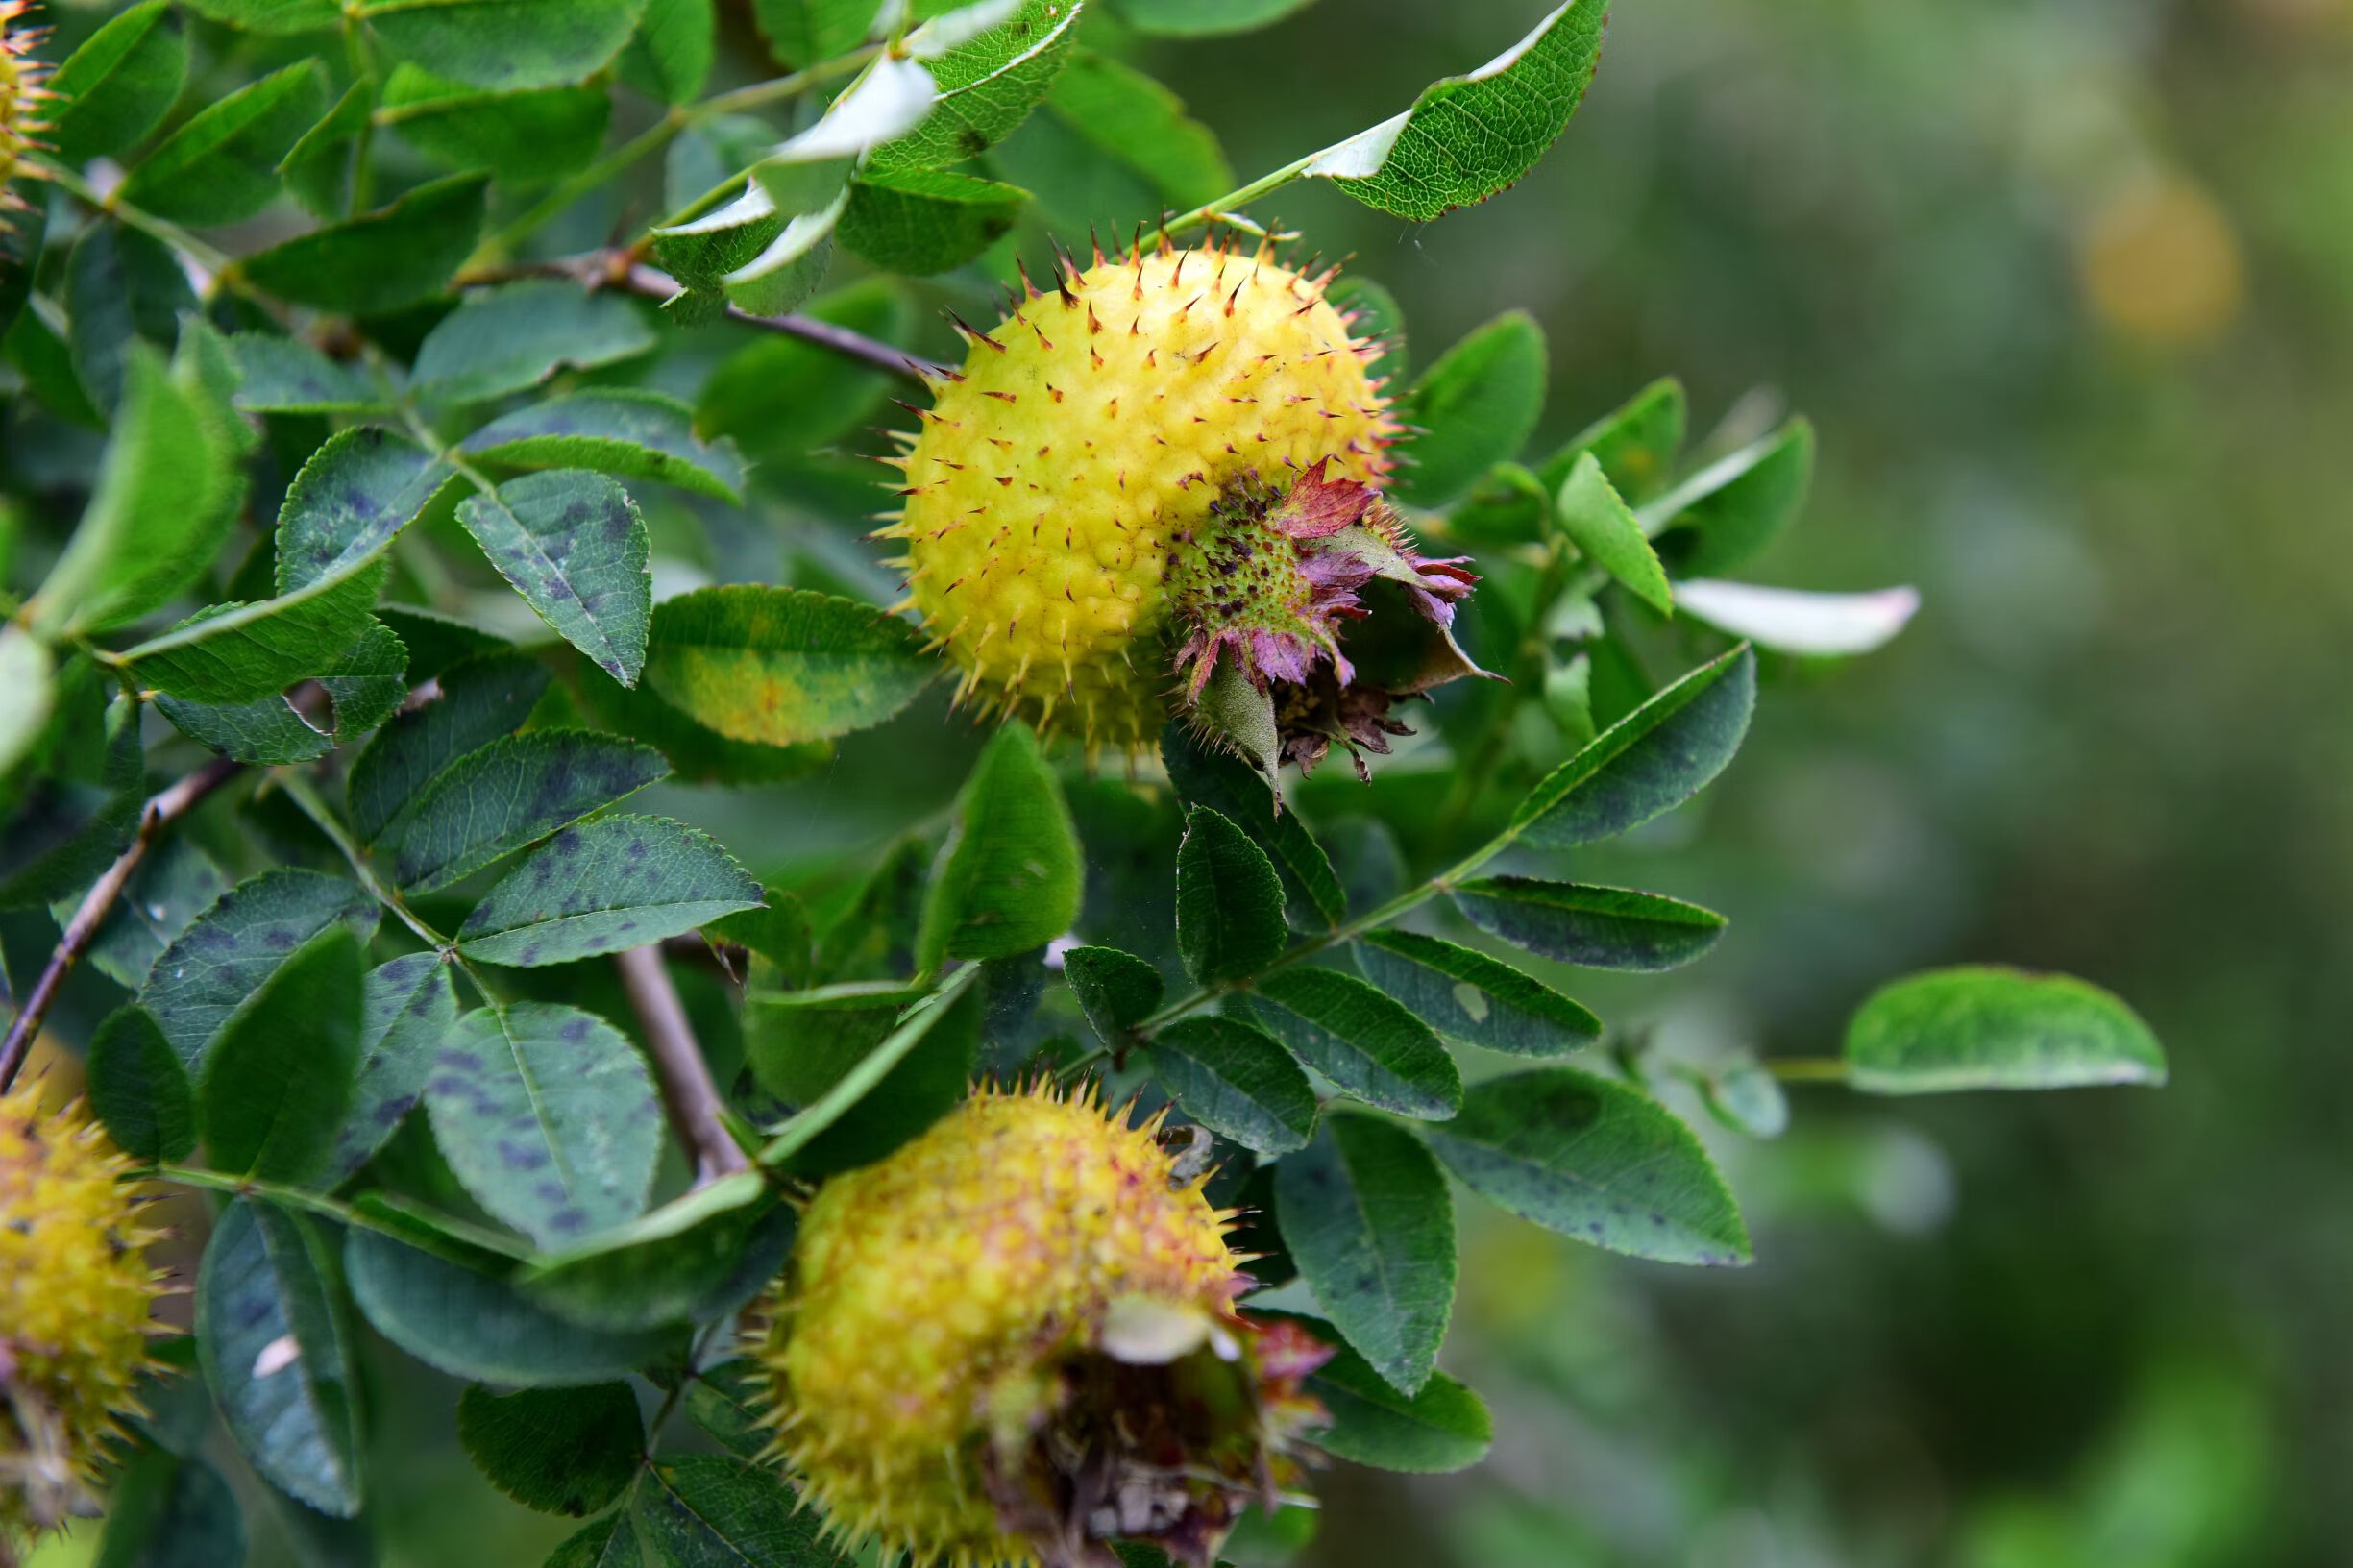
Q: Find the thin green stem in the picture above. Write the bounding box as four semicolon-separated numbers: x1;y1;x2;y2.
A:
1160;151;1324;241
696;49;873;121
1767;1056;1852;1084
342;13;379;218
157;1163;402;1239
33;159;233;274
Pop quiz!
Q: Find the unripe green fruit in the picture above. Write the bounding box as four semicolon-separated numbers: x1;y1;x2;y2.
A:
882;242;1399;758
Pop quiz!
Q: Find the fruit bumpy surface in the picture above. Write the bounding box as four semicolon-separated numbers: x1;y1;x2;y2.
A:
0;3;46;192
886;243;1396;755
756;1083;1318;1568
0;1084;166;1547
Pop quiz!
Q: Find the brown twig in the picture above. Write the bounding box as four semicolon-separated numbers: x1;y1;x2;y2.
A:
0;757;244;1092
615;943;748;1186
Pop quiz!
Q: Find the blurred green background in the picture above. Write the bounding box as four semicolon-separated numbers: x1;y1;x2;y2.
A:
25;0;2349;1562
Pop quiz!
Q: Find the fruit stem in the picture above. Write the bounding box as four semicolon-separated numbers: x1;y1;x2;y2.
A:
617;943;751;1186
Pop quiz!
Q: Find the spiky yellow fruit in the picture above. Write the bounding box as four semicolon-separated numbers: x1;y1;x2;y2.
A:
881;240;1407;757
0;1082;170;1549
754;1083;1330;1568
0;2;49;193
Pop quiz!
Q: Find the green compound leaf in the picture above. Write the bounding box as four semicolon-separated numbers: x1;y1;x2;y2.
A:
917;724;1083;968
519;1171;789;1332
456;1383;644;1517
642;1454;846;1568
224;333;386;414
1062;943;1164;1047
754;0;881;68
150;620;408;766
198;1201;365;1517
1452;877;1727;972
1843;966;2169;1094
753;965;982;1170
349;651;551;845
622;0;718;105
1148;1015;1316;1157
280;81;377;219
197;925;365;1182
1507;644;1755;850
1555;451;1672;616
325;953;460;1184
1033;49;1231;209
1296;0;1606;223
1162;723;1344;929
867;0;1085;174
1645;417;1815;577
44;2;188;164
345;1229;680;1386
359;0;649;92
1419;1067;1751;1265
1248;966;1461;1121
747;979;980;1178
640;585;936;747
63;222;194;415
423;1002;663;1249
1174;805;1287;986
457;815;764;968
119;61;328;227
838;165;1028;276
545;1511;648;1568
87;1005;196;1164
1109;0;1317;37
1394;311;1547;509
384;729;668;894
457;470;653;686
139;869;380;1075
97;1447;247;1567
1250;1311;1491;1474
380;67;613;184
1276;1113;1455;1394
1353;929;1600;1057
239;172;490;314
183;0;349;33
411;282;657;406
460;390;747;502
1557;375;1686;502
683;1360;770;1460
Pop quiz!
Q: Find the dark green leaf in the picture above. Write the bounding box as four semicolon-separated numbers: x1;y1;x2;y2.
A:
181;0;342;33
1507;644;1755;850
385;728;667;894
380;66;611;183
126;577;388;706
93;1447;246;1568
1030;49;1231;210
640;585;935;747
838;166;1027;275
64;222;196;413
1276;1114;1453;1395
56;837;229;992
139;869;379;1074
198;926;365;1181
198;1201;365;1515
1353;929;1598;1057
153;619;405;765
683;1360;769;1460
868;0;1084;173
225;333;386;414
45;2;187;164
752;0;879;68
411;282;655;405
1107;0;1316;35
1304;1338;1490;1473
1394;311;1546;508
1063;943;1163;1047
576;663;832;787
349;650;551;845
1556;452;1671;615
1843;966;2168;1093
1174;806;1287;985
0;193;42;349
1647;418;1815;577
1249;967;1461;1119
120;61;328;225
326;953;460;1184
1420;1067;1750;1264
746;980;980;1177
1148;1015;1315;1157
460;390;746;502
694;279;902;464
457;470;652;686
457;815;764;967
281;427;455;592
456;1383;643;1516
752;965;982;1169
547;1511;648;1568
916;724;1082;968
1452;877;1726;972
424;1002;662;1248
710;890;814;979
239;172;489;314
87;1005;196;1164
344;1229;677;1385
621;0;717;105
279;80;373;218
641;1454;849;1567
1299;0;1605;222
1551;375;1685;503
519;1171;786;1331
1162;724;1344;928
360;0;648;91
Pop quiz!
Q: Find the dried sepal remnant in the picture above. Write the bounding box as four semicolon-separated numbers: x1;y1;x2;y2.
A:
877;235;1483;777
752;1081;1330;1568
0;1084;174;1551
